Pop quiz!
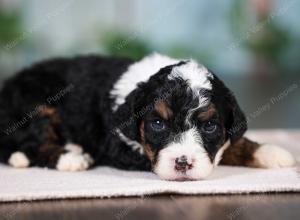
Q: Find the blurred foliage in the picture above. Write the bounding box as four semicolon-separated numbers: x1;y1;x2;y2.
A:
0;1;299;75
102;32;151;60
166;44;214;67
229;0;250;36
246;22;291;63
229;0;293;74
0;10;22;45
102;31;214;66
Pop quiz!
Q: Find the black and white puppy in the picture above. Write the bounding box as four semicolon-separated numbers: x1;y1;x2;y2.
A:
0;53;295;180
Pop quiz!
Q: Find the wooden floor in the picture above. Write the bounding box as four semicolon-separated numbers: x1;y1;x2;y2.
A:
0;193;299;220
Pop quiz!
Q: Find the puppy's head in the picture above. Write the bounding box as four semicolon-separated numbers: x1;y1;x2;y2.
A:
114;60;247;180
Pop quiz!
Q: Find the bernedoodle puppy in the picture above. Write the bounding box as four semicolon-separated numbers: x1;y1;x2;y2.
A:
0;53;295;180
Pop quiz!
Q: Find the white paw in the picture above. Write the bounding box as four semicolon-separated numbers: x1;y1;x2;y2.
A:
8;152;30;168
56;152;93;171
254;144;296;168
56;143;94;171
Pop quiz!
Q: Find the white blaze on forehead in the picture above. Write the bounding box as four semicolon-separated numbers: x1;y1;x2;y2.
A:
168;60;213;92
154;128;214;180
110;53;180;111
168;60;213;125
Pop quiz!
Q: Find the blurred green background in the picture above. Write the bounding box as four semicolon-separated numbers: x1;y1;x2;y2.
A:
0;0;299;128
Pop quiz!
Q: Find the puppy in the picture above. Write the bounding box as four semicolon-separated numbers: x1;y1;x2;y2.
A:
0;53;295;180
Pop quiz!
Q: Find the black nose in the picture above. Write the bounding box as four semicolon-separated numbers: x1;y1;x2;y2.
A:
175;155;187;165
175;155;191;172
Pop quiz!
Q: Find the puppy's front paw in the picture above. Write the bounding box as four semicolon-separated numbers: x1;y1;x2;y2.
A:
8;151;30;168
253;144;296;168
56;152;93;171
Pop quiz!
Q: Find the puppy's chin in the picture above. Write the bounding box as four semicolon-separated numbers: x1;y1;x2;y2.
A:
154;162;214;181
153;142;214;181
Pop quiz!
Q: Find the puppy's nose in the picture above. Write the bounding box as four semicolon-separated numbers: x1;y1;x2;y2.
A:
175;155;192;172
176;155;187;165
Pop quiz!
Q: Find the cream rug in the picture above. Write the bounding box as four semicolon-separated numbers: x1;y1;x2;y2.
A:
0;130;299;202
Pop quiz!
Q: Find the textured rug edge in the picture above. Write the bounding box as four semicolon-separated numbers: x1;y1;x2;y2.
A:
1;183;300;202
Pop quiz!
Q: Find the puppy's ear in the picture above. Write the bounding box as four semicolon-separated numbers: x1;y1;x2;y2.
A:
225;91;247;143
210;73;247;144
113;86;145;141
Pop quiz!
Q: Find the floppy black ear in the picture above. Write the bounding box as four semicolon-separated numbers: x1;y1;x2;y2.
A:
226;91;247;143
209;72;247;144
112;86;146;141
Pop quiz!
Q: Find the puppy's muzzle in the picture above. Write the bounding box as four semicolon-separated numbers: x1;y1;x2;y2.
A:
175;155;193;172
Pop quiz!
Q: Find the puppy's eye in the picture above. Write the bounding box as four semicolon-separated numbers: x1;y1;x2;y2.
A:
202;121;217;133
150;119;165;131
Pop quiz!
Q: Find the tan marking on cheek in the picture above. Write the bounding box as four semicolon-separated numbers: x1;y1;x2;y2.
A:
139;121;155;162
143;143;155;162
154;100;173;120
140;121;145;144
198;104;216;121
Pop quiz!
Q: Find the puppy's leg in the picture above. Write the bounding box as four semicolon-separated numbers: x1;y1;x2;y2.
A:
220;137;295;168
7;106;93;171
55;143;94;171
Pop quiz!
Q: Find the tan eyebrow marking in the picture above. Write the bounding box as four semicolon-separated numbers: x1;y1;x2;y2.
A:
154;100;173;120
139;121;155;162
198;104;216;121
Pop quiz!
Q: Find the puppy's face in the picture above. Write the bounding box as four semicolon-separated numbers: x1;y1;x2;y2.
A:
115;60;246;180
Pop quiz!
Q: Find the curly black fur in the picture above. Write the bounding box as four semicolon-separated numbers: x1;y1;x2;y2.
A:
0;55;152;170
0;54;247;175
